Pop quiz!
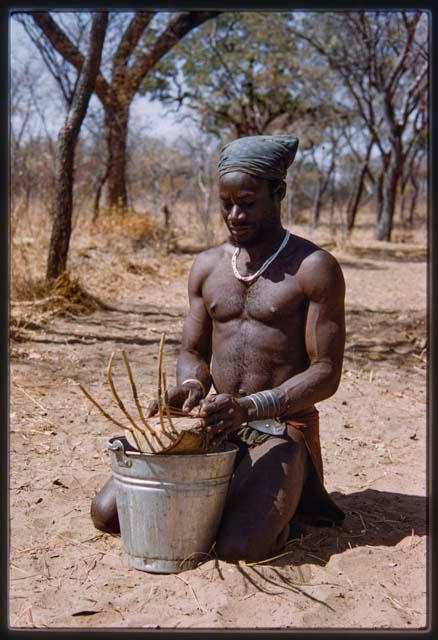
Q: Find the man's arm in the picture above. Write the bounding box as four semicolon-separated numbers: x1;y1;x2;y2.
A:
273;249;346;416
175;253;213;411
147;251;213;416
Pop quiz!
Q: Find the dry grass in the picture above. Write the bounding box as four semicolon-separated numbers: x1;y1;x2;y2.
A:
9;197;427;345
10;271;108;343
92;206;177;251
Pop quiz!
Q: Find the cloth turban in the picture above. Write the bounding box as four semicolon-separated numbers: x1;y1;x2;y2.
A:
218;134;299;182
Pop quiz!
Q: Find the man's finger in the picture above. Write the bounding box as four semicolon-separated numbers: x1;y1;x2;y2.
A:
200;414;231;429
199;396;230;416
209;431;228;448
182;388;201;413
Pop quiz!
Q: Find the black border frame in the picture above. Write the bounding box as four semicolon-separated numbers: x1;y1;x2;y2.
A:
2;2;436;639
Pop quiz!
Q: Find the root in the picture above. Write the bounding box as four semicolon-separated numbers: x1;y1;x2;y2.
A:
78;383;141;450
163;371;178;436
107;352;157;453
121;350;165;448
156;333;172;438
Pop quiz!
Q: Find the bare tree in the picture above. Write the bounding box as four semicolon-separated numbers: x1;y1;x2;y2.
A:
290;11;428;241
46;12;108;282
21;11;219;210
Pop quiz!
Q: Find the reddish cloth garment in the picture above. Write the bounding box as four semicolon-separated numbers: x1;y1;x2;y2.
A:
230;408;345;526
286;408;345;526
286;408;325;483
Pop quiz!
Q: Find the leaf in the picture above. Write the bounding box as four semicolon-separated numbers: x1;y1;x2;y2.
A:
71;610;102;617
52;478;69;488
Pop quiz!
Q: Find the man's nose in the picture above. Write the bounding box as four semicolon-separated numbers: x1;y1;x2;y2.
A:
228;204;245;223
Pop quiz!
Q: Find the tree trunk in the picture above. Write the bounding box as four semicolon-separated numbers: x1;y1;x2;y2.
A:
374;168;385;226
399;186;406;223
408;173;419;225
347;162;368;233
162;204;171;228
374;139;403;241
46;13;108;282
92;163;110;222
347;140;373;233
46;130;75;280
311;178;322;229
104;103;130;209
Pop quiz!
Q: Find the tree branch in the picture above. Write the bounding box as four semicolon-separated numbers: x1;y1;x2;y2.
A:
112;12;155;87
28;11;111;103
64;13;108;141
126;11;220;95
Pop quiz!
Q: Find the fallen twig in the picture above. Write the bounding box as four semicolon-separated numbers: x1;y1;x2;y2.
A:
12;381;49;414
174;574;206;612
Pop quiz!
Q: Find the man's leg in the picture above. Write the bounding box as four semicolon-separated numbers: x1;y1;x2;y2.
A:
215;432;308;563
90;477;120;533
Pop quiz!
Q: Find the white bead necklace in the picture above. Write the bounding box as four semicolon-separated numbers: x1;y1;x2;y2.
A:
231;230;291;284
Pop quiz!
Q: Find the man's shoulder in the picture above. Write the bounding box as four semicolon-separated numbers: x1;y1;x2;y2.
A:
189;243;228;284
290;234;344;293
193;243;228;269
290;234;340;269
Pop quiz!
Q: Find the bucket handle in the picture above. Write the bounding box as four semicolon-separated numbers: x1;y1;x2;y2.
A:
108;438;132;468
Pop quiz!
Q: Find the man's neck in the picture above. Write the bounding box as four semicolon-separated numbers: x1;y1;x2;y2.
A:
239;225;288;262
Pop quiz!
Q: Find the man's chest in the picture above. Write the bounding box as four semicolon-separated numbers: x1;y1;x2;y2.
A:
202;262;306;325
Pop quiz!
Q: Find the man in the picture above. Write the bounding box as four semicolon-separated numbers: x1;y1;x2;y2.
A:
91;134;346;562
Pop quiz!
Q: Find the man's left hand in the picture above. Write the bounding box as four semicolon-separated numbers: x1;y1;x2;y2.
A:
197;394;249;447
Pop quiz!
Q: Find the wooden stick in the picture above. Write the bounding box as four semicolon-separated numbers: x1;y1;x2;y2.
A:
12;381;49;414
121;350;165;448
78;384;141;449
163;371;178;436
166;404;197;418
106;352;156;452
156;334;172;438
174;574;206;612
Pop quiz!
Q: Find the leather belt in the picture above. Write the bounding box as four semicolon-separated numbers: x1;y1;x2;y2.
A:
247;419;287;436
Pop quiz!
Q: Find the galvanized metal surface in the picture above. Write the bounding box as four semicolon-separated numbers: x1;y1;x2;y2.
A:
108;436;238;574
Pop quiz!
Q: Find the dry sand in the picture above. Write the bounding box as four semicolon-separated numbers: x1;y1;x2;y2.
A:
9;221;428;630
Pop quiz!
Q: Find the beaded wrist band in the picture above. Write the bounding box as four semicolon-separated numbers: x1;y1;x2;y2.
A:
246;389;281;419
181;378;206;397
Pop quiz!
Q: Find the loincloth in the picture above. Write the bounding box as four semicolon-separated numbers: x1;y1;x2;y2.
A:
229;409;345;527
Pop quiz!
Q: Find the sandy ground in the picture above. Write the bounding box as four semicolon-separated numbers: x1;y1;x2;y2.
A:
9;222;428;630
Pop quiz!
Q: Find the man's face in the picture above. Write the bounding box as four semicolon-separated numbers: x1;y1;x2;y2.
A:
218;171;279;247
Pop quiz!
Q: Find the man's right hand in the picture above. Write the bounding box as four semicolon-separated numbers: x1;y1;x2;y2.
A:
146;382;204;417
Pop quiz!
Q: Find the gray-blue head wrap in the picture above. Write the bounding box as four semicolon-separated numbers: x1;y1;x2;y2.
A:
218;134;299;181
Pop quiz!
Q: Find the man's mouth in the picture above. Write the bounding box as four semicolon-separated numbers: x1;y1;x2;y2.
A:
229;226;253;235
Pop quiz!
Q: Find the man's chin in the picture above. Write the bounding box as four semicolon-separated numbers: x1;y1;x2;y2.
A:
228;232;259;248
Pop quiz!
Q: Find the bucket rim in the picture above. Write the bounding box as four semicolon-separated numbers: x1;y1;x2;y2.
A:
107;435;239;459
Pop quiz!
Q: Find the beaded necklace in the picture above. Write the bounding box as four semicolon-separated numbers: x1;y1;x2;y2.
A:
231;230;290;284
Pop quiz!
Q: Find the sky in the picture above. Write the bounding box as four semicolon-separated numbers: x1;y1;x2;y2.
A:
9;15;195;144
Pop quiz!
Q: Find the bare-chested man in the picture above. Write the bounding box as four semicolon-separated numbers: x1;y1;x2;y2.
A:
91;134;346;562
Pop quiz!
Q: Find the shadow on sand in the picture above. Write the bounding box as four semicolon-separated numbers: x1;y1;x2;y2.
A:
278;488;427;569
231;489;427;606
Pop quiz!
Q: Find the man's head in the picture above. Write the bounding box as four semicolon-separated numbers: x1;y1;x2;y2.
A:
218;134;299;247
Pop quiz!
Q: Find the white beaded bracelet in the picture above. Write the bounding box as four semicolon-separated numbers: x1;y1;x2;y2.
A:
181;378;206;397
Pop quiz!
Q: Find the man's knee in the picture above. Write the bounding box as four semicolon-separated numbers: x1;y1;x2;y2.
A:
90;477;120;534
215;525;285;563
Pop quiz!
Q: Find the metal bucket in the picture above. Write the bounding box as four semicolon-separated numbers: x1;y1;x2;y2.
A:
107;436;239;573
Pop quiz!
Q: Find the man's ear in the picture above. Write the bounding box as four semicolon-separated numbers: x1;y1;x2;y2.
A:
275;181;287;202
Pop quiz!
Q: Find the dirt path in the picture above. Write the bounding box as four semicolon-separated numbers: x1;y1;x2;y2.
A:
9;242;427;629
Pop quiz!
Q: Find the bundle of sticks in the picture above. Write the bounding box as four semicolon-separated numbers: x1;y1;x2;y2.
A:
79;334;211;454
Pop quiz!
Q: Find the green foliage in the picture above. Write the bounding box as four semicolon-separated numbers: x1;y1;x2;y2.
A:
141;12;313;138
